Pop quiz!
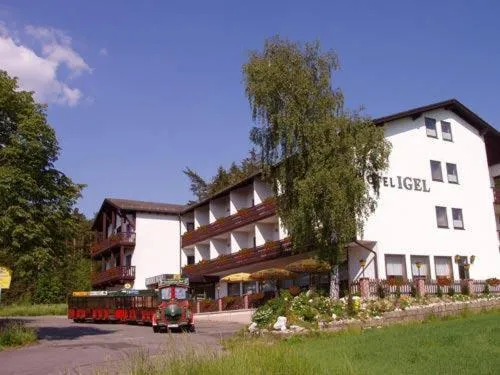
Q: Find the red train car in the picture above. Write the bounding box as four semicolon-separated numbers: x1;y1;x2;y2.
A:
68;290;158;324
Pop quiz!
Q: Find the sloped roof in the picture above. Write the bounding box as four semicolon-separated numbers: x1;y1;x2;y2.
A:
373;99;500;165
105;198;186;214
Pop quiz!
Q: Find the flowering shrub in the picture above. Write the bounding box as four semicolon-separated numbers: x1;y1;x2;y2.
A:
486;278;500;286
437;277;452;286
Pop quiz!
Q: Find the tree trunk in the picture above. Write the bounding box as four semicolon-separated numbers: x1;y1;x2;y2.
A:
329;265;339;299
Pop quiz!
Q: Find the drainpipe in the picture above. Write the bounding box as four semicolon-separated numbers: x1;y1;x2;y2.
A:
353;239;379;280
178;214;182;276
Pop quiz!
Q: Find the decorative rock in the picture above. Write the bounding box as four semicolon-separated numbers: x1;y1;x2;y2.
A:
273;316;288;331
331;313;337;320
290;325;305;332
248;322;258;333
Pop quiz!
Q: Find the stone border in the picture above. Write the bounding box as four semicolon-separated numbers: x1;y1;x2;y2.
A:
323;297;500;333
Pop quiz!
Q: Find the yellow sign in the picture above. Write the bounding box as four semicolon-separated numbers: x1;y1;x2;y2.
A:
0;267;12;289
72;291;89;297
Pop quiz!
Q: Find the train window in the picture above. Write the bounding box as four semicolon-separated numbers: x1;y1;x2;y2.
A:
175;287;187;299
161;288;172;300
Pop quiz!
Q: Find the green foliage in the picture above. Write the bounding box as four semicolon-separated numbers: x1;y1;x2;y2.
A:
183;149;260;202
376;283;387;299
242;37;391;292
448;286;455;297
0;303;67;316
0;321;37;350
461;283;470;296
437;285;443;298
483;283;490;295
0;71;89;303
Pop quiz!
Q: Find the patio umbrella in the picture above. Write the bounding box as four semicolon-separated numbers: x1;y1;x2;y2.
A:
250;268;298;296
285;258;331;290
284;258;331;273
220;272;253;283
250;268;299;281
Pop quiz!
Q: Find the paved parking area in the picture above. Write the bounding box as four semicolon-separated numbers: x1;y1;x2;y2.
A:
0;316;246;375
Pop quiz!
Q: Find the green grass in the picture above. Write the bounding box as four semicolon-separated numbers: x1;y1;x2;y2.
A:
113;309;500;375
0;321;38;351
0;303;67;316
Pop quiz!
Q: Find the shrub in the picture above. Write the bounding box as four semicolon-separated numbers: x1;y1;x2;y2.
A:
346;294;356;317
377;283;387;299
437;285;443;298
483;283;490;295
288;285;301;297
395;285;401;299
448;285;455;297
0;322;37;350
461;283;470;296
485;278;500;286
410;284;418;298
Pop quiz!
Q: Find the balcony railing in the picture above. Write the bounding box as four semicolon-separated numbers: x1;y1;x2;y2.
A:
91;232;136;257
91;266;135;287
182;238;292;278
182;199;277;247
494;187;500;204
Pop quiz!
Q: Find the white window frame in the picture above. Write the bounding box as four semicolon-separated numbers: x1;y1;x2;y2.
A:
446;163;459;184
425;117;438;138
430;160;443;182
441;121;453;141
435;206;449;228
452;208;464;229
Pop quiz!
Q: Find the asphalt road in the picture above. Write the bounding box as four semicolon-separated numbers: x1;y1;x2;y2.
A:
0;316;246;375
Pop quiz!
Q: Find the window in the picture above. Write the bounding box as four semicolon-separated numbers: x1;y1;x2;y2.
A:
434;256;453;279
446;163;459;184
243;281;257;294
125;254;132;267
187;255;195;265
435;206;449;228
186;222;195;232
441;121;453;141
411;256;430;279
385;255;406;278
425;117;437;138
430;160;443;182
228;283;241;296
452;208;464;229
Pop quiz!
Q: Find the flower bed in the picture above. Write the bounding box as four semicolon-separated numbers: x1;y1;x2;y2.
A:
251;289;500;330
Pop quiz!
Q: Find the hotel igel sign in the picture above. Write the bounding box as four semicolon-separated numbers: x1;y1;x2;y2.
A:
0;266;12;289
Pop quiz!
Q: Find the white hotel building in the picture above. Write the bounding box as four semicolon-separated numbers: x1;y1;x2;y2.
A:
90;100;500;296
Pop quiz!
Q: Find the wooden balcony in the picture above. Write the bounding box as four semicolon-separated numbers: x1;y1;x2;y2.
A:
91;232;136;257
182;199;277;247
182;238;292;279
91;266;135;287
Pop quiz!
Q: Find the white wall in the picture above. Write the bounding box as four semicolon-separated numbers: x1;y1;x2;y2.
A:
231;231;253;252
230;186;253;214
255;222;278;246
362;108;500;280
194;206;209;228
132;213;180;289
253;178;273;205
194;243;210;263
348;246;377;281
210;238;230;258
209;196;230;222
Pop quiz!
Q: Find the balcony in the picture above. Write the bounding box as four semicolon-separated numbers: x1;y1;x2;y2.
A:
91;266;135;287
182;238;292;278
91;232;136;257
494;187;500;204
182;199;276;247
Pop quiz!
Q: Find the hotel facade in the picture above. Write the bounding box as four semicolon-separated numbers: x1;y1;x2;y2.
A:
90;100;500;296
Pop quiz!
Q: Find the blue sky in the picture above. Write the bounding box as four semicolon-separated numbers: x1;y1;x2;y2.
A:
1;1;499;218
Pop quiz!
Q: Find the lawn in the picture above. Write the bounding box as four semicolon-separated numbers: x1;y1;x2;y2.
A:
117;309;500;375
0;304;67;317
0;321;37;351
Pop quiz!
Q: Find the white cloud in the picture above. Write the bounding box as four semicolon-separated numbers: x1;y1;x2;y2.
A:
0;24;90;106
99;47;108;56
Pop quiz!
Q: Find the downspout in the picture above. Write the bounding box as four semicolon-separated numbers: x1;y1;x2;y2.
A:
178;214;182;276
353;239;379;280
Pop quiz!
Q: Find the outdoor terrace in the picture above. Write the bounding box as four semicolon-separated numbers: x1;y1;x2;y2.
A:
182;199;276;247
182;237;292;279
91;265;135;287
90;232;136;257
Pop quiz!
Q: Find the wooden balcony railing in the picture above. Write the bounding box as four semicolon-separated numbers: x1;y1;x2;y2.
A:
182;199;277;247
91;266;135;287
182;238;292;278
494;187;500;204
91;232;136;257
